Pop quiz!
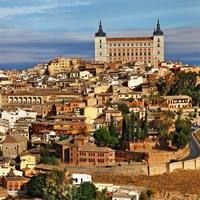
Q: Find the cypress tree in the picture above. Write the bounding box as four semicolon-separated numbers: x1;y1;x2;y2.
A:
130;112;135;141
144;109;148;138
122;115;129;141
109;115;118;137
136;120;141;140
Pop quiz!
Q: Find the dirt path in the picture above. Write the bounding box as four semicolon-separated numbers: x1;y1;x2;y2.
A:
93;170;200;195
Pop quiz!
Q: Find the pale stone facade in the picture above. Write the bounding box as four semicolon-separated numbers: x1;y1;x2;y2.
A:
95;20;164;67
47;56;82;76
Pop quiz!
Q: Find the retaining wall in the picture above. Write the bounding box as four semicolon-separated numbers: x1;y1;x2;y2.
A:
168;161;183;173
195;157;200;169
183;159;196;170
148;156;200;176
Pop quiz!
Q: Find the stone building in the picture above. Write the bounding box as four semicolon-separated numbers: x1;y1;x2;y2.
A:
95;20;164;67
151;95;192;111
47;57;82;76
1;135;27;158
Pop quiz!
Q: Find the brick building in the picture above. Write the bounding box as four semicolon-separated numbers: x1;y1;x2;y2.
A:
2;176;29;196
55;136;115;166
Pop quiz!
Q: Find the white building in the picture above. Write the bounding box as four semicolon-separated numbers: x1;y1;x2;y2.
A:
80;71;93;80
72;173;92;185
94;183;141;200
0;167;23;177
0;119;9;134
128;76;143;89
1;108;37;128
112;190;139;200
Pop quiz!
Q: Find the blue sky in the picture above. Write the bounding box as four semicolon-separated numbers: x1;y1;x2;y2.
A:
0;0;199;69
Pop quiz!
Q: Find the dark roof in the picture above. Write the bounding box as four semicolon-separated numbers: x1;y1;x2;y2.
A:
153;19;164;36
95;20;106;37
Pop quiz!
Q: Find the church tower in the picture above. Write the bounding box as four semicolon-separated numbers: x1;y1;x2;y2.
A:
153;19;164;67
95;20;107;62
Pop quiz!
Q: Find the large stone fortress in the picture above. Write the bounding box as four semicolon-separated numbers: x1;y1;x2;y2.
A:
95;20;164;66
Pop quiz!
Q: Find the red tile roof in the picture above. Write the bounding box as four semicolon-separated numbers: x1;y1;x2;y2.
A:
107;37;153;42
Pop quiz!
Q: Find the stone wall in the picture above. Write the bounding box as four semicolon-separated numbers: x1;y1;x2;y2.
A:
195;157;200;169
115;150;146;162
183;159;196;170
168;161;183;173
147;145;189;165
148;164;168;175
148;157;200;176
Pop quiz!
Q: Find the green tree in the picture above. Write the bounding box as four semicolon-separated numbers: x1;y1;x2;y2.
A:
93;128;118;148
109;115;118;137
136;121;141;140
139;191;149;200
74;182;96;200
43;168;71;200
27;174;46;198
130;112;135;141
171;118;191;149
122;115;129;141
175;118;191;136
172;131;189;149
143;109;148;138
118;103;129;114
71;183;110;200
93;128;112;147
0;149;3;157
96;188;110;200
40;147;59;165
59;135;69;141
169;71;200;106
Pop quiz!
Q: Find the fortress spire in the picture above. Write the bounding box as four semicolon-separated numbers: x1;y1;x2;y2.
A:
154;18;163;36
95;20;106;37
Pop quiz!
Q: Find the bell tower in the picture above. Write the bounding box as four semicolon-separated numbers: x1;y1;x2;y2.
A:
153;19;164;67
95;20;107;62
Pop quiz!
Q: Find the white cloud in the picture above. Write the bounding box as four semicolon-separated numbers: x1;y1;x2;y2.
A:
0;1;92;19
0;27;199;66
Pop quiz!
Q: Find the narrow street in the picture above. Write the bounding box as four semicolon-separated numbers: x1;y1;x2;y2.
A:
183;128;200;160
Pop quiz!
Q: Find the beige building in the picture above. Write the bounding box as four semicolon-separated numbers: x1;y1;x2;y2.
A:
1;89;82;108
20;154;36;170
47;57;82;76
84;106;103;124
95;20;164;67
152;95;192;111
1;135;27;158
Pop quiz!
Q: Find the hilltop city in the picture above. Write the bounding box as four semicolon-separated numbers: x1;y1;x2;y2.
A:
0;20;199;200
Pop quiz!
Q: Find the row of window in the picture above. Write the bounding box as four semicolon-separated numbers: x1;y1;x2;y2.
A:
109;59;152;64
109;48;152;51
108;43;152;47
79;158;105;163
172;100;189;103
110;52;151;57
79;152;105;157
100;45;160;49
